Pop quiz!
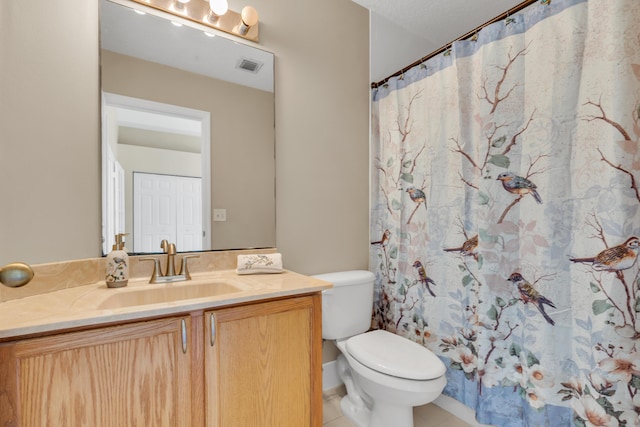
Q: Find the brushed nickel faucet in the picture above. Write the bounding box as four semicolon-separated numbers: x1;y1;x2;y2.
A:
140;240;199;284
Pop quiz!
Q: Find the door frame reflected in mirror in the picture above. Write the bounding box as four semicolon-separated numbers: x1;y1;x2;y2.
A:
101;92;211;254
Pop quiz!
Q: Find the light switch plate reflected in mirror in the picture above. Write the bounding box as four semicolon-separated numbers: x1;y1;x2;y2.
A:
213;209;227;222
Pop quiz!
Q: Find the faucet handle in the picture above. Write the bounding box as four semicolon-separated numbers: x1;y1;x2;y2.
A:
179;255;200;280
140;257;162;283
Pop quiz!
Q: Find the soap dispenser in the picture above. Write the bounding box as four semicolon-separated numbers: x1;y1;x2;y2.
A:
106;233;129;288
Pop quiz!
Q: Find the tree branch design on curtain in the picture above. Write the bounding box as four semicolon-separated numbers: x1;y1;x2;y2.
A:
369;0;640;425
586;97;640;203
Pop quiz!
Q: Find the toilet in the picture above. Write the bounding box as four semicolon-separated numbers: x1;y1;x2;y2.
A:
315;270;446;427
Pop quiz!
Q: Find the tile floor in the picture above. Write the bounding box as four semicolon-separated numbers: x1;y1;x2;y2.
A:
323;387;471;427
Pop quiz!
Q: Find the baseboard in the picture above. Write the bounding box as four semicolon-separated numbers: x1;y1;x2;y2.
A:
433;394;494;427
322;360;342;391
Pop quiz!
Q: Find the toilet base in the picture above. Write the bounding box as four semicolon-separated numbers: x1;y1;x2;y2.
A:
341;395;414;427
370;402;414;427
340;395;370;427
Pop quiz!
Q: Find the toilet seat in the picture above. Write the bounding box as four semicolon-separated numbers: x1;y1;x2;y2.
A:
345;330;445;380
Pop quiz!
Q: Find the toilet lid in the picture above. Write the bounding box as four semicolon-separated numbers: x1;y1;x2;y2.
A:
345;330;445;380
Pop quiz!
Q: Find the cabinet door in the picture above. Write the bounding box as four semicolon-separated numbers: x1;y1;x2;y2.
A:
1;316;194;427
205;295;322;427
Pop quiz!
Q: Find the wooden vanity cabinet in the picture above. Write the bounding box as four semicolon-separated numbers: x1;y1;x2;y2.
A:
204;294;323;427
0;316;194;427
0;293;322;427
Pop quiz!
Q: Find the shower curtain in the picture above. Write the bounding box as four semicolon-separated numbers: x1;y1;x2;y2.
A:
369;0;640;425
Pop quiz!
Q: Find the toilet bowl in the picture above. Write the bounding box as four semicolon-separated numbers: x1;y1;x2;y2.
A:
315;271;447;427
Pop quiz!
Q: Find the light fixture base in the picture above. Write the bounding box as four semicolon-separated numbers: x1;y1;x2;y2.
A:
130;0;259;42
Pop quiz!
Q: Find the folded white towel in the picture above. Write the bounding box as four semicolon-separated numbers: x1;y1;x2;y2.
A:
236;253;283;275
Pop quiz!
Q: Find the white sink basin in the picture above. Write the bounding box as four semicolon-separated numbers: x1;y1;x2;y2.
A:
97;281;243;309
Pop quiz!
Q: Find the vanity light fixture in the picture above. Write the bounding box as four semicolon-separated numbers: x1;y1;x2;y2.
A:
131;0;260;42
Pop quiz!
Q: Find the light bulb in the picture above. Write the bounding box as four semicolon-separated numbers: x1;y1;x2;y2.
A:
209;0;228;16
241;6;258;27
239;6;258;35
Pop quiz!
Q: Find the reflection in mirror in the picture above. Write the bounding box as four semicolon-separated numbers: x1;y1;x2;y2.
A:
100;0;275;255
102;93;211;254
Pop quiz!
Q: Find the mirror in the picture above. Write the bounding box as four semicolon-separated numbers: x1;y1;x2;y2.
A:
100;0;275;255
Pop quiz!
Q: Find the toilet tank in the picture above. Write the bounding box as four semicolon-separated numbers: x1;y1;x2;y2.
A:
313;270;375;340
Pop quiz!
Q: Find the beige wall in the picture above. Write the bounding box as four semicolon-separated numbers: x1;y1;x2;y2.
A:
0;0;101;264
101;50;275;251
257;0;371;275
1;0;370;275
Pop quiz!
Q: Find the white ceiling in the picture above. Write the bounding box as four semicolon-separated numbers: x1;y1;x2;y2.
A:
352;0;525;82
354;0;524;48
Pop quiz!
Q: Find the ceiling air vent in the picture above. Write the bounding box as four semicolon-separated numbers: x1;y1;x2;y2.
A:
236;58;263;74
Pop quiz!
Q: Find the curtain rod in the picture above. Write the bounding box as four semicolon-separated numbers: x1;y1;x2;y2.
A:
371;0;544;89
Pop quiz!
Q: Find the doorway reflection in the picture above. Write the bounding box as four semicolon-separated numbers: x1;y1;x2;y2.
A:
102;93;211;254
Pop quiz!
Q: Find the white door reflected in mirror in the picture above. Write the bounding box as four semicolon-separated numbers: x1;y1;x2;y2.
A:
133;173;202;253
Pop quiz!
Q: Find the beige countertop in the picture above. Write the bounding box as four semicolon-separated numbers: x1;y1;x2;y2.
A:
0;269;331;342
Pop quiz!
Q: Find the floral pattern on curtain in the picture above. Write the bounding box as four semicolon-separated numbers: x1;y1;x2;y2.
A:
369;0;640;425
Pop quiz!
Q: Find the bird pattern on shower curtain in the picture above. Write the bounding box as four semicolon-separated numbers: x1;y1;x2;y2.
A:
369;0;640;425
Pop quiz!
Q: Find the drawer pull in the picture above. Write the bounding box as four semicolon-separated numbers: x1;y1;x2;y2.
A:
210;313;216;347
181;319;187;354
